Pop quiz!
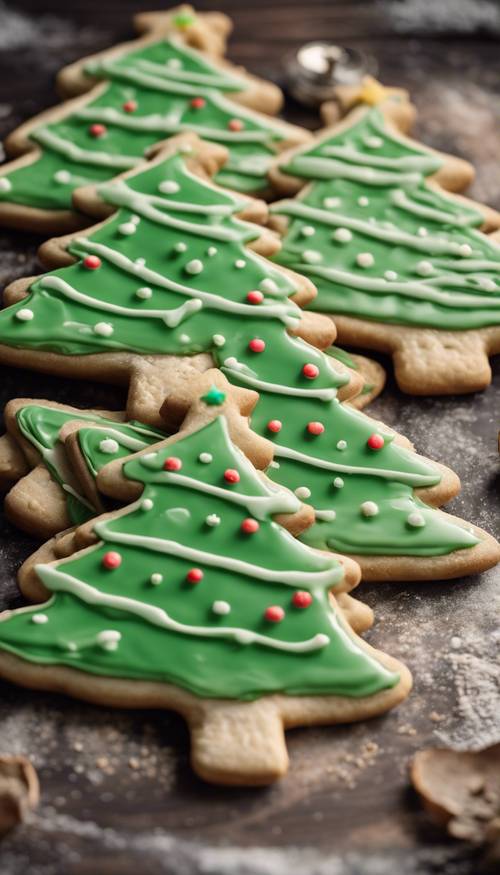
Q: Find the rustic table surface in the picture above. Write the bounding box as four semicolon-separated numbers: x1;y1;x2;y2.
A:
0;1;499;873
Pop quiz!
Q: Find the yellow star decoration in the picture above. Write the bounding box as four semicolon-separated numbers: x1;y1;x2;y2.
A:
356;77;402;107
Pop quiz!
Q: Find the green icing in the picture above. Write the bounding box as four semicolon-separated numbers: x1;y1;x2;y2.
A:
271;106;500;331
0;35;292;210
0;417;399;700
16;403;165;524
0;148;480;558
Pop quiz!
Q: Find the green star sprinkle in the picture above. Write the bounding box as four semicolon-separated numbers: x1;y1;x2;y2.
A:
201;385;226;406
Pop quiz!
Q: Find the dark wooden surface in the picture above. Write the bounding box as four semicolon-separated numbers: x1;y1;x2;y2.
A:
0;2;499;873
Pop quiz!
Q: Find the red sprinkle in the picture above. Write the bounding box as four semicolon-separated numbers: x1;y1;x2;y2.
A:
83;255;101;270
292;591;313;609
241;518;259;535
367;433;385;450
190;96;206;109
89;123;106;138
122;100;137;113
307;421;325;436
302;363;319;380
267;419;282;433
264;605;285;623
248;338;265;353
163;456;182;471
102;551;122;570
224;468;240;484
246;290;263;305
186;568;204;584
228;118;244;131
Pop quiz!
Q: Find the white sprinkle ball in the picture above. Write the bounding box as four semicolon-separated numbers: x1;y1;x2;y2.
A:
16;308;34;322
333;228;352;243
32;613;49;624
207;246;217;257
0;177;12;191
416;260;434;276
385;270;398;281
260;278;279;294
54;170;71;184
358;196;369;207
136;286;152;300
118;221;137;236
357;252;374;268
459;243;472;257
199;452;213;464
235;259;246;269
303;249;323;264
159;180;180;194
323;196;340;209
417;227;428;237
361;500;379;517
295;486;311;499
364;135;383;148
206;514;220;527
141;498;154;511
135;257;146;266
94;322;114;337
301;225;315;237
212;334;226;347
407;511;426;528
179;333;190;343
212;600;231;616
185;259;203;275
336;440;347;451
96;630;121;651
333;477;344;488
174;242;187;253
167;58;182;70
99;438;119;454
150;573;163;586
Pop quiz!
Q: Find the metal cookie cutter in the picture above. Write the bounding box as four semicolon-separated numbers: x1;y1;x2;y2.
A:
285;41;377;107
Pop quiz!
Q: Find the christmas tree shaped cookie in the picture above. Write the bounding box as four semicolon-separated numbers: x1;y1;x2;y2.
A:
0;399;411;785
0;5;310;232
0;399;166;538
269;84;500;394
0;134;497;580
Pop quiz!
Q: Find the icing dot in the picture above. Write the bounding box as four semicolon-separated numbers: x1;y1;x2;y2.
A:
16;308;34;322
337;440;347;451
150;573;163;586
323;196;340;209
367;433;385;450
301;225;315;237
135;257;146;267
267;419;282;433
292;591;313;609
207;246;217;257
259;278;278;294
89;123;106;138
213;600;231;615
333;477;344;488
186;568;204;584
32;613;48;624
136;286;152;300
206;514;220;527
241;518;259;534
130;215;141;225
356;252;374;268
385;270;398;281
94;322;114;337
303;249;323;264
96;630;121;651
199;452;212;464
167;57;182;69
361;501;379;517
179;333;190;343
123;100;137;113
228;118;244;131
333;228;352;243
459;243;472;257
248;338;265;353
358;196;369;206
224;468;240;484
159;180;180;194
83;255;101;270
163;456;182;471
247;290;263;305
118;221;137;236
417;227;428;237
307;421;325;436
0;177;12;192
185;259;203;275
407;511;426;528
54;170;71;184
190;96;206;109
302;363;319;379
295;486;311;499
212;334;226;347
235;259;246;269
102;551;122;570
264;605;285;623
416;260;433;276
174;242;187;253
99;438;119;454
364;135;383;148
141;498;154;511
